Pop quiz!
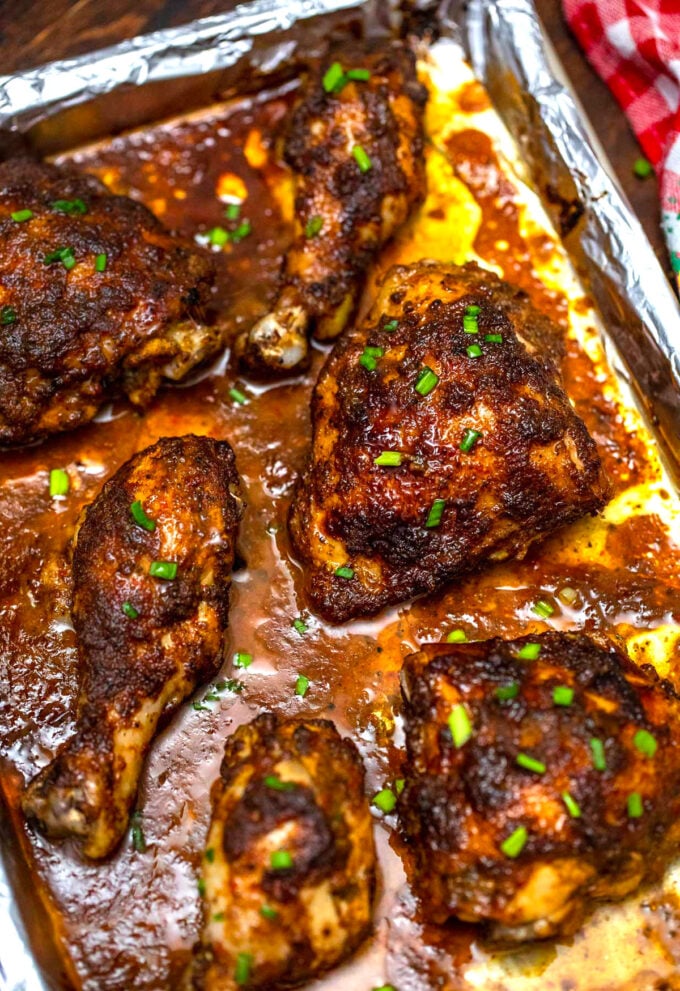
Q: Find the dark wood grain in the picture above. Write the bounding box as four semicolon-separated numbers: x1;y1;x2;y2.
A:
0;0;668;276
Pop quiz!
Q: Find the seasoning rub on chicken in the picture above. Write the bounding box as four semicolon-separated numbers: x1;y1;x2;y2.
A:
399;632;680;942
22;435;243;860
0;159;219;447
189;713;376;990
236;42;427;375
289;261;610;623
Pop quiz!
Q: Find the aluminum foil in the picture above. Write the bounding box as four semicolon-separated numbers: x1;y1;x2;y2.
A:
2;0;680;988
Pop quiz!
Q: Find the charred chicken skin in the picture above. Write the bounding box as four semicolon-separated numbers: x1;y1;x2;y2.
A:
399;632;680;943
0;158;219;447
189;713;376;990
22;435;243;860
236;43;427;375
289;261;609;623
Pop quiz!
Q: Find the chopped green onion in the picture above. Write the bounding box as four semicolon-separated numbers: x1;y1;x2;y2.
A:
460;429;481;453
149;561;178;580
95;252;107;272
516;642;541;660
495;682;519;701
208;226;229;246
374;451;403;467
122;601;139;619
51;198;87;215
295;674;310;697
466;344;482;359
235;952;253;986
373;986;396;991
364;346;384;357
352;145;372;173
231;220;252;242
383;319;398;332
553;685;574;706
229;387;248;405
322;61;346;93
305;215;324;238
562;791;581;818
260;904;278;920
347;68;371;81
264;775;295;791
516;753;546;775
225;202;241;220
205;847;215;863
372;788;397;813
335;566;354;579
270;850;293;870
359;345;384;371
234;652;253;669
130;499;156;531
484;333;503;343
633;157;653;179
49;468;69;497
11;209;33;222
448;704;472;748
293;618;307;635
197;878;206;896
532;598;555;618
415;366;439;397
633;729;657;758
501;825;527;858
193;700;210;712
213;912;225;922
463;315;479;334
44;246;75;269
627;792;643;818
446;629;467;643
590;737;606;771
465;304;481;316
130;811;146;852
425;498;446;529
0;305;16;325
395;778;405;794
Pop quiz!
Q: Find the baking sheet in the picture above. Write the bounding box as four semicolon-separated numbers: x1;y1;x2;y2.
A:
2;1;680;989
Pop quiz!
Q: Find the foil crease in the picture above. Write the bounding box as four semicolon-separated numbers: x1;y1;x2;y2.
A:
2;0;680;988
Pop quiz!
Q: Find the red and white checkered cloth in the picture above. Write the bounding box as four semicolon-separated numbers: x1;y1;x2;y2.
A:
563;0;680;284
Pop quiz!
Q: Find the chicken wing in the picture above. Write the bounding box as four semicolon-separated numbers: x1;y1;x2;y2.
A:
22;435;243;860
236;43;427;375
189;713;375;990
0;158;219;446
289;261;609;623
399;631;680;942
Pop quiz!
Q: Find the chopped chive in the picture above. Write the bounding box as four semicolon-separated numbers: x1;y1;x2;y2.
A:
0;305;16;325
372;788;397;813
516;753;546;775
463;315;479;334
197;878;206;896
465;304;481;316
149;561;178;580
225;202;241;220
627;792;643;818
466;344;482;359
270;850;293;870
517;642;541;660
49;467;69;497
230;220;251;242
264;775;295;791
205;847;215;863
260;904;278;920
484;333;503;343
352;145;372;173
364;346;384;357
425;498;446;529
501;825;527;858
295;674;310;697
395;778;405;794
359;353;378;371
293;617;307;635
130;811;146;852
322;61;346;93
460;429;481;453
633;729;657;758
553;685;574;706
44;246;75;269
130;499;156;531
234;652;253;669
11;208;33;222
383;319;398;332
590;737;606;771
347;67;371;81
532;598;555;618
229;386;248;405
122;601;139;619
95;252;107;272
633;157;653;179
374;451;403;467
495;681;519;701
208;226;229;246
51;198;87;215
335;566;354;579
415;366;439;397
562;791;581;818
446;629;467;643
234;952;253;986
305;215;324;238
448;704;472;748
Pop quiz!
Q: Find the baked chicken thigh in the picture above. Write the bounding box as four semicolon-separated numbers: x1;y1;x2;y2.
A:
236;43;427;374
289;261;609;623
399;632;680;942
189;713;375;990
0;158;218;446
22;435;243;860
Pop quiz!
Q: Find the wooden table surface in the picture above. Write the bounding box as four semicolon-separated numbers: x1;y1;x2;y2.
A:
0;0;668;279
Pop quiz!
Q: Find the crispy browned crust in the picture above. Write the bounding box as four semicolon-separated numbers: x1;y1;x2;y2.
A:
22;435;243;859
0;158;217;446
191;712;376;990
399;631;680;942
288;261;610;623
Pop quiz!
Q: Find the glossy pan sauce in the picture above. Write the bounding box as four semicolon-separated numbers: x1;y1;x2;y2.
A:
1;41;680;991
